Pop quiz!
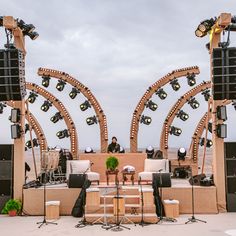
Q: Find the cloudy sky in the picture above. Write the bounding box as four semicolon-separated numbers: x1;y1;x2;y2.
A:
1;0;236;152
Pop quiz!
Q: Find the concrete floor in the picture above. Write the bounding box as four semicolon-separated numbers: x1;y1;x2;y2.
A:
0;214;236;236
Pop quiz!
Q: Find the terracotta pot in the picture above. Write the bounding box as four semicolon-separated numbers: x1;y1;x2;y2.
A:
8;210;17;217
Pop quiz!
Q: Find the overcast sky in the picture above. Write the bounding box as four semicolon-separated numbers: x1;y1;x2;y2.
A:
1;0;236;152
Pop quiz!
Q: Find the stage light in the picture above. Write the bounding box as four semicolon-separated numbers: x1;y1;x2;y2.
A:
25;124;30;133
56;129;70;139
199;18;216;33
146;145;154;159
0;102;6;114
156;88;167;100
69;87;80;99
17;19;39;40
28;92;38;104
170;79;180;91
177;147;186;161
206;139;213;147
22;23;35;34
119;147;125;153
56;80;66;91
28;31;39;40
42;76;51;88
146;100;158;111
41;100;52;112
177;110;189;121
50;112;63;123
86;115;97;126
84;147;94;153
140;115;152;125
188;97;200;109
187;73;196;86
169;126;182;136
195;29;207;38
25;138;38;148
80;100;91;111
202;89;211;101
208;122;212;133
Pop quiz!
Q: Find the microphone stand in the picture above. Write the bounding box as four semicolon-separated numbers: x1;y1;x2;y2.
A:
139;177;151;226
185;169;207;224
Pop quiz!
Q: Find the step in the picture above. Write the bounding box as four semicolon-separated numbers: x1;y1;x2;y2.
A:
100;195;140;204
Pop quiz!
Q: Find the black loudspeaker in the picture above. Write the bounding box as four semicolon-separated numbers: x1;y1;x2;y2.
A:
189;174;206;186
212;47;236;100
0;48;26;101
152;173;171;188
68;174;86;188
225;142;236;159
0;144;13;160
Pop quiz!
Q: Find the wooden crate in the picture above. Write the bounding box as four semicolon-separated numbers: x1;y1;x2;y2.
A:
163;199;179;218
113;197;125;216
46;201;60;220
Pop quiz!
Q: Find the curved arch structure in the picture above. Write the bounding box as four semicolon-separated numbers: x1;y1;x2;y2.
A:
130;66;200;152
26;82;78;159
160;81;211;158
6;101;48;153
37;68;108;153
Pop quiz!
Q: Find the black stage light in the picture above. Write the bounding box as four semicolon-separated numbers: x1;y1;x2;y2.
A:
42;76;51;88
80;100;91;111
119;147;125;153
56;80;66;91
84;147;94;153
170;79;180;91
25;123;30;133
86;115;98;126
169;126;182;136
0;102;6;114
146;100;158;111
41;100;52;112
69;87;80;99
206;139;213;148
177;110;189;121
208;122;212;133
25;140;32;148
202;89;211;101
56;129;70;139
140;115;152;125
177;147;186;161
188;97;200;109
28;31;39;40
216;106;227;121
0;16;3;26
199;18;216;33
22;24;35;34
156;88;167;100
187;73;196;86
32;138;39;147
195;29;207;38
146;145;154;159
216;124;227;138
28;92;38;104
50;112;63;123
232;100;236;110
11;124;21;139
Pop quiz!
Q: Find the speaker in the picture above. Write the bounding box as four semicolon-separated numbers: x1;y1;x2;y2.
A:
212;47;236;100
68;174;86;188
152;173;171;188
0;144;13;160
225;142;236;159
0;48;26;101
189;174;206;186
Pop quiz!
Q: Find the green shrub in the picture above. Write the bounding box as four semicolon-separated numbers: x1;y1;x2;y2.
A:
1;199;22;214
106;156;119;171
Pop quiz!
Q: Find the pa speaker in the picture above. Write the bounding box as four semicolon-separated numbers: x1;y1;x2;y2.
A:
0;144;13;160
68;174;86;188
225;142;236;159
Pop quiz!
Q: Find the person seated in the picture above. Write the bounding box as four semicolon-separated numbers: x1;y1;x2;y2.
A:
107;136;120;153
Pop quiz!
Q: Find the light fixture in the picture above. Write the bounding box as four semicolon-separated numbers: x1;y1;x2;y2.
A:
84;147;94;153
177;147;186;161
206;139;213;147
177;110;189;121
0;102;6;114
28;31;39;40
188;97;200;109
195;29;207;38
119;147;125;153
208;122;212;133
169;126;182;136
25;123;30;133
195;18;216;38
42;76;51;88
56;80;66;91
156;88;167;100
202;89;211;101
56;129;70;139
50;112;63;123
17;19;39;40
69;87;80;99
28;92;38;104
216;124;227;138
86;115;97;126
146;100;158;111
170;79;180;91
41;100;52;112
80;100;91;111
140;115;152;125
146;145;154;159
11;124;21;139
187;73;196;86
25;138;38;148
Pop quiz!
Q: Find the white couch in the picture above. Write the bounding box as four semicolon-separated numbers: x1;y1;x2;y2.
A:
138;159;169;184
67;160;100;185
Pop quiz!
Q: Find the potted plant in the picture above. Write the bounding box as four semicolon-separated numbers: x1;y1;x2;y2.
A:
106;156;119;172
1;199;22;216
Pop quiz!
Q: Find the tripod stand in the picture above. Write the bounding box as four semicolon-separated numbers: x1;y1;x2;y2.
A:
185;171;207;224
37;171;57;228
107;182;131;231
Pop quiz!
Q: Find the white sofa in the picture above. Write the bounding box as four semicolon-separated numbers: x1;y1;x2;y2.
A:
67;160;100;185
138;159;169;184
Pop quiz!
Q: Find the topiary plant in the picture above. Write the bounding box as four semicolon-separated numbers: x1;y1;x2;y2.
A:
1;199;22;216
106;156;119;171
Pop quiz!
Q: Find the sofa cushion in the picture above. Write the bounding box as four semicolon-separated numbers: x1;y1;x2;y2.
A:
144;159;168;172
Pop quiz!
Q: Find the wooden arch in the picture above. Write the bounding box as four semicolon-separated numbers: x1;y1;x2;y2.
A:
6;101;48;153
26;82;78;158
130;66;200;152
37;68;108;153
160;81;211;158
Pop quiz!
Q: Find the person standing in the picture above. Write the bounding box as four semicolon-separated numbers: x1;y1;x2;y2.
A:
107;136;120;153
